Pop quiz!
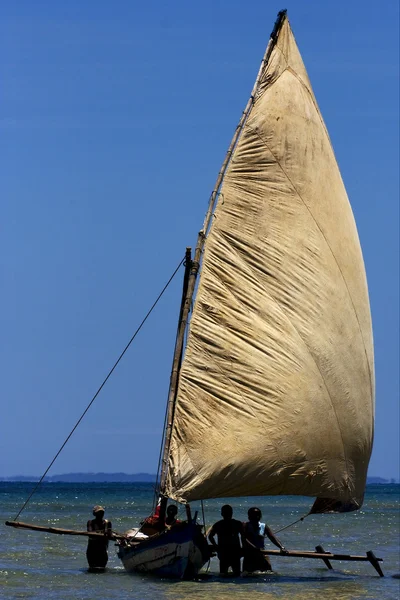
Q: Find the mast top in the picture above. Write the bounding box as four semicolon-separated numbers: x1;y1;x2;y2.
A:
271;9;287;40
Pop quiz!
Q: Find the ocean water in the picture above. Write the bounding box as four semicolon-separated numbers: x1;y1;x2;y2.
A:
0;483;399;600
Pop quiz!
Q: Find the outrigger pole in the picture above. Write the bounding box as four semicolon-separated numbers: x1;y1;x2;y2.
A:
259;547;384;577
6;520;384;577
5;520;124;541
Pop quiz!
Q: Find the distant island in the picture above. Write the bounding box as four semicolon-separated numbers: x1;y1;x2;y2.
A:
366;476;398;484
0;473;398;483
0;472;156;483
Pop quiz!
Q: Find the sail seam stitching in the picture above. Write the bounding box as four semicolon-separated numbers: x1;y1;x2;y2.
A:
260;47;374;425
284;66;336;156
273;37;329;142
213;228;352;485
264;41;343;177
245;122;374;408
208;231;350;475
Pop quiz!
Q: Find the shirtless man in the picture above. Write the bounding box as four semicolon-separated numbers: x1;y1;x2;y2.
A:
208;505;243;576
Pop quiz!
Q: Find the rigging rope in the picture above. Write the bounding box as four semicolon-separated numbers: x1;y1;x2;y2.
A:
13;255;186;522
200;500;211;572
200;500;206;532
274;512;310;533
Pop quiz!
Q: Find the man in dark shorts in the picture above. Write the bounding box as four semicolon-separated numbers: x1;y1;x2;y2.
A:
242;506;287;573
86;505;112;569
208;504;243;576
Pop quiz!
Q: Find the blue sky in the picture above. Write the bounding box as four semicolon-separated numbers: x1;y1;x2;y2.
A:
1;1;399;481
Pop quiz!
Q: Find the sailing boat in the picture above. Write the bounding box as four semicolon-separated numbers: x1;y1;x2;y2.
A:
6;10;379;578
115;9;375;576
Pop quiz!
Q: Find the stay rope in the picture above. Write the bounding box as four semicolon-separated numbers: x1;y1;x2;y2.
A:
200;500;212;572
274;512;310;534
13;255;186;522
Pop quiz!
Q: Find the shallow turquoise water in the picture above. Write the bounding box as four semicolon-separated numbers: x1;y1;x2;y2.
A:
1;483;399;599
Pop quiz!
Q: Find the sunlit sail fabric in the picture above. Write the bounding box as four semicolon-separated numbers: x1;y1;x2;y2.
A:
165;18;374;507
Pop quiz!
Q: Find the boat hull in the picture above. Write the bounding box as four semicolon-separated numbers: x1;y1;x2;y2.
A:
117;523;208;578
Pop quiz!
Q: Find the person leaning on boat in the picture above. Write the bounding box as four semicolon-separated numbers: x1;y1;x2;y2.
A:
242;507;287;573
86;505;112;569
208;505;243;576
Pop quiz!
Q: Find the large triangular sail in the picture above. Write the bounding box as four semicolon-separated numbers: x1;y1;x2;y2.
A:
165;14;374;509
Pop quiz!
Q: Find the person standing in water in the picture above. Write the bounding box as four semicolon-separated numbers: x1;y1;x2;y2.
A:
86;505;112;569
242;506;287;573
208;504;243;576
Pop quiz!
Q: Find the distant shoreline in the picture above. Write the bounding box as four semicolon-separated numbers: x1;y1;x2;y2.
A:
0;473;398;484
0;473;156;483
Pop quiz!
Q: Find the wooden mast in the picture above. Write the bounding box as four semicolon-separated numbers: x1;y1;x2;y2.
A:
159;248;193;498
158;10;288;501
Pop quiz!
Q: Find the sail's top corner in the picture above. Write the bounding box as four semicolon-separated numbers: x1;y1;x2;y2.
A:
271;9;288;40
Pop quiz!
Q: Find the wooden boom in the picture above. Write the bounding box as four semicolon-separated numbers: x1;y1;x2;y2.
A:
5;520;123;540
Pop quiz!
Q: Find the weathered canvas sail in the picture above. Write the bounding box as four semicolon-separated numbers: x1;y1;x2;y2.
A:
165;16;374;509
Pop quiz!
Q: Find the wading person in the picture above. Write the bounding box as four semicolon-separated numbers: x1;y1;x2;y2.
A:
86;505;112;569
242;506;287;573
208;504;243;576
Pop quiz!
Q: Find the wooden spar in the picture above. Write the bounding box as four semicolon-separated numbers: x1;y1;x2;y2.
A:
258;547;384;576
5;520;124;540
315;544;333;569
202;10;287;238
260;547;383;561
159;10;288;496
366;551;385;577
159;248;193;495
